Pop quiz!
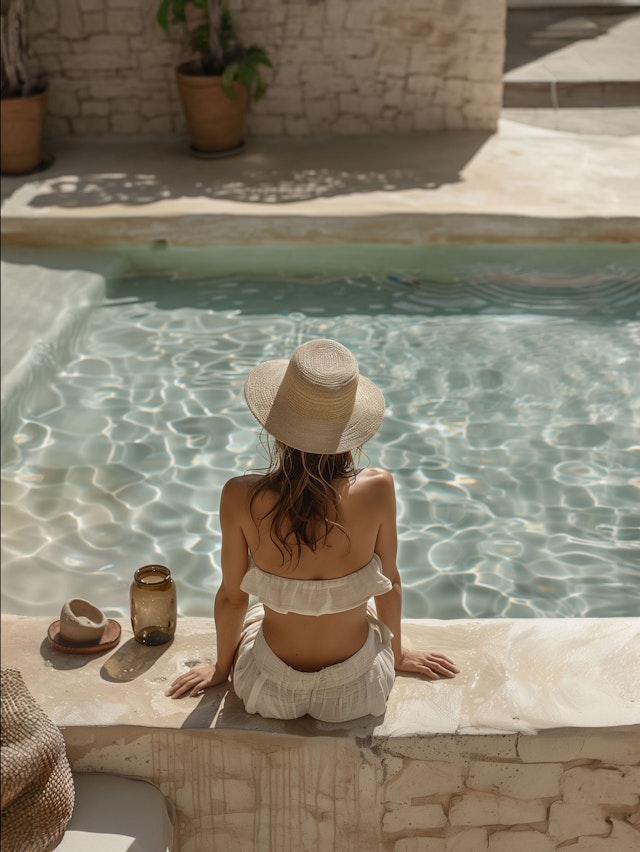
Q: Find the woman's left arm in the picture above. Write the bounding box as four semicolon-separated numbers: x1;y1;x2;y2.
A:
372;470;458;680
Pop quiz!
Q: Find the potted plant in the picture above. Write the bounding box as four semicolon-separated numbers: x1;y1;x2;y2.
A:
157;0;271;155
1;0;48;174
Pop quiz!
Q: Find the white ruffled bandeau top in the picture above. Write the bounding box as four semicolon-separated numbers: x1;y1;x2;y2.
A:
240;552;392;616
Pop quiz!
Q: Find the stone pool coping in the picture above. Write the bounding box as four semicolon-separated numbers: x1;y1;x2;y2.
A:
3;615;639;851
2;614;638;737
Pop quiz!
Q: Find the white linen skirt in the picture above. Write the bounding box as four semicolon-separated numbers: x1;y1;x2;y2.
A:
233;605;395;722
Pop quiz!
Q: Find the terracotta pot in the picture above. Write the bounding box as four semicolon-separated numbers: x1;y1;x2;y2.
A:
177;67;248;154
1;88;48;175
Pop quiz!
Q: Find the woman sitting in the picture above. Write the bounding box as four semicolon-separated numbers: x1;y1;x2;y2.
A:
167;338;457;721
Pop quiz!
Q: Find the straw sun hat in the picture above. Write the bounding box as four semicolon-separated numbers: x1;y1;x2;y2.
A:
244;339;385;454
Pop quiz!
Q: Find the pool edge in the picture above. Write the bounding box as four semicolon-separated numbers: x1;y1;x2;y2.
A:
2;613;639;851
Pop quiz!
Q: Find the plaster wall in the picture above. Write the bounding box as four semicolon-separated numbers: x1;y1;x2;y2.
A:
28;0;507;138
62;725;640;852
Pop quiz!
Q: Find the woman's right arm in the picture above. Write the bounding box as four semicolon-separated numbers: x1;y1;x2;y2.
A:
212;478;251;676
166;478;249;698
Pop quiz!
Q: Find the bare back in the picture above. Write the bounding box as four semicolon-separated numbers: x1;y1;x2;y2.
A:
221;467;399;671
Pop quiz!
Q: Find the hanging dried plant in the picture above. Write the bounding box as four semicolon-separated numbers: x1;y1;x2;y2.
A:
1;0;43;98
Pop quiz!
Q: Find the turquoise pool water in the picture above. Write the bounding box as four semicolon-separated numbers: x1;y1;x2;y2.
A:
2;260;639;619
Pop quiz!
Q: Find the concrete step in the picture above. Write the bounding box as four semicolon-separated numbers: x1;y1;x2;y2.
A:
503;5;640;106
503;80;640;107
501;105;640;135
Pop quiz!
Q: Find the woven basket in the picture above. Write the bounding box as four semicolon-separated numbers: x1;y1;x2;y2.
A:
0;667;75;852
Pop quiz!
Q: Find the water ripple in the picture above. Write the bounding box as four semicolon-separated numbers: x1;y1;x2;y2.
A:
2;273;639;618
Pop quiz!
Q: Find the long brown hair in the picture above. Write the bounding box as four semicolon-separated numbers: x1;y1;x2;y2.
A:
250;439;359;567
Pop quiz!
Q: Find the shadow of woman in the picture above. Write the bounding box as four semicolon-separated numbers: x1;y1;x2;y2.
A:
177;685;230;729
205;684;388;739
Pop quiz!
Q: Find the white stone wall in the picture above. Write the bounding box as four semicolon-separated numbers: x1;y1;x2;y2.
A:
377;731;640;851
28;0;507;138
61;727;640;851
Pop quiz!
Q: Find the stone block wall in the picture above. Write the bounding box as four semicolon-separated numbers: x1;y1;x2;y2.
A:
61;726;640;852
378;732;640;851
28;0;507;138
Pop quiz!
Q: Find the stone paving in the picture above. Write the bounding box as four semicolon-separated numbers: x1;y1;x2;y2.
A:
504;5;639;84
503;4;640;116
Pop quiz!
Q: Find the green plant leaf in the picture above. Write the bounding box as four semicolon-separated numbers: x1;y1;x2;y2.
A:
174;0;188;22
189;23;210;55
172;0;188;24
253;75;266;101
156;0;171;30
246;47;272;68
222;61;240;99
237;65;252;88
157;0;188;27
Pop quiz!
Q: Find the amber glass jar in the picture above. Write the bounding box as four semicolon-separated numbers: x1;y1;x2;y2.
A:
130;565;177;645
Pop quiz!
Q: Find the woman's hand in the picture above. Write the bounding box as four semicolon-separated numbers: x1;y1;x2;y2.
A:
396;649;459;680
165;664;229;699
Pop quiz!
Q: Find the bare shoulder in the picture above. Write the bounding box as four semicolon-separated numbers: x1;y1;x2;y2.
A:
355;466;395;486
352;467;396;500
221;474;260;505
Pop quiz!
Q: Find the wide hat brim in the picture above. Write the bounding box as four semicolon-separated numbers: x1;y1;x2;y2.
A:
244;343;385;454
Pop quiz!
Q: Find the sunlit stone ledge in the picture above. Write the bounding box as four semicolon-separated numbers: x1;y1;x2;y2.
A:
2;615;638;851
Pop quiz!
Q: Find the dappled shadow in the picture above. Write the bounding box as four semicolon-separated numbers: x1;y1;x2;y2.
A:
504;6;636;73
2;132;491;210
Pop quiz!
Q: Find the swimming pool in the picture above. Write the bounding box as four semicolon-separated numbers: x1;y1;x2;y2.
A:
2;246;639;619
